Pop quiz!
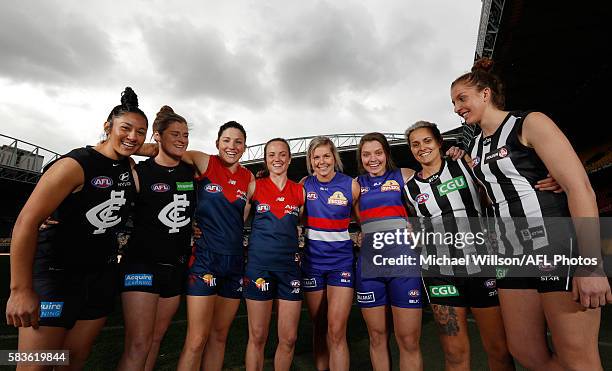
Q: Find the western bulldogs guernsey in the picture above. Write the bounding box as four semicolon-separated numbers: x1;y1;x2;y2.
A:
303;173;353;270
126;158;195;265
193;155;251;256
36;146;136;270
358;168;407;224
247;177;304;271
404;159;484;275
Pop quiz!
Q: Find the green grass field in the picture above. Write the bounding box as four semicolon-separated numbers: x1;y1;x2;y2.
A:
2;296;611;370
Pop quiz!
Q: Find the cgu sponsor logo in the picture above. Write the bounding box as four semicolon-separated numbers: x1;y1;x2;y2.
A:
205;184;223;193
302;277;317;288
437;176;467;196
328;191;348;206
430;285;459;297
380;180;400;192
307;192;318;200
151;183;171;192
202;274;217;286
91;176;113;188
357;291;375;303
416;193;429;204
40;301;64;318
257;204;271;213
255;278;269;291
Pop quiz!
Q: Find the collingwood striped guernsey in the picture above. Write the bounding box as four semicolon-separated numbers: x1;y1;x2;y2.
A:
469;111;570;255
404;158;484;275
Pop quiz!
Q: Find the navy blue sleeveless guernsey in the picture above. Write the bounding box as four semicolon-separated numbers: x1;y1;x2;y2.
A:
192;155;251;257
36;146;136;270
247;177;304;271
303;173;353;270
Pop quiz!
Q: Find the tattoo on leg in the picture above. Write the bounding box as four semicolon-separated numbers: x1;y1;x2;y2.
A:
432;305;459;336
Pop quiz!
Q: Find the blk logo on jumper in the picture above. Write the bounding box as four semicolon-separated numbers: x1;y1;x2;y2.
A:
158;194;191;233
86;190;127;234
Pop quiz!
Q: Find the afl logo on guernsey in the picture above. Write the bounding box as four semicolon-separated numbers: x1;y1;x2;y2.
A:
257;204;270;213
499;147;508;158
327;191;348;206
471;156;481;167
380;180;400;192
151;183;170;192
416;193;429;204
91;176;113;188
307;192;318;200
409;289;420;297
205;183;223;193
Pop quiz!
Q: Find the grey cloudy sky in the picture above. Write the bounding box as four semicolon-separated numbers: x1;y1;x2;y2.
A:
0;0;482;155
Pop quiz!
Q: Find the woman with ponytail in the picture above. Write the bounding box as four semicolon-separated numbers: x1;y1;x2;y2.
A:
6;87;148;370
117;106;194;371
451;58;611;370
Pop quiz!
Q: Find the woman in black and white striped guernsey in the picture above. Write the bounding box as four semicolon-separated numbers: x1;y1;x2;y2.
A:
450;57;611;370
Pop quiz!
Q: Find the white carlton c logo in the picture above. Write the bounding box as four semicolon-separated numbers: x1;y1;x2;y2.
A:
85;190;127;234
158;194;191;233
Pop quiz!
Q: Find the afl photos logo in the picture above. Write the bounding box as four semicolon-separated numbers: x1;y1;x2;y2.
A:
85;190;127;234
158;194;191;233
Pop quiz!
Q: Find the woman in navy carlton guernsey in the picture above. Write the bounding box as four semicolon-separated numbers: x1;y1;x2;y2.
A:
6;87;147;369
243;138;305;371
117;106;195;371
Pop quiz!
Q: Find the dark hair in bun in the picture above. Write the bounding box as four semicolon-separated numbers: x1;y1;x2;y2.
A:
106;87;148;125
451;58;505;109
153;105;188;135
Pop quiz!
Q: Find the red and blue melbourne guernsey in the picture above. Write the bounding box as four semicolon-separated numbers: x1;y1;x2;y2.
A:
193;155;251;256
303;173;353;270
358;168;408;223
248;177;304;271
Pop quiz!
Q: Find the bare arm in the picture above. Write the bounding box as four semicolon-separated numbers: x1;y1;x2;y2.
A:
522;112;611;307
243;177;256;222
400;167;416;184
6;158;84;327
